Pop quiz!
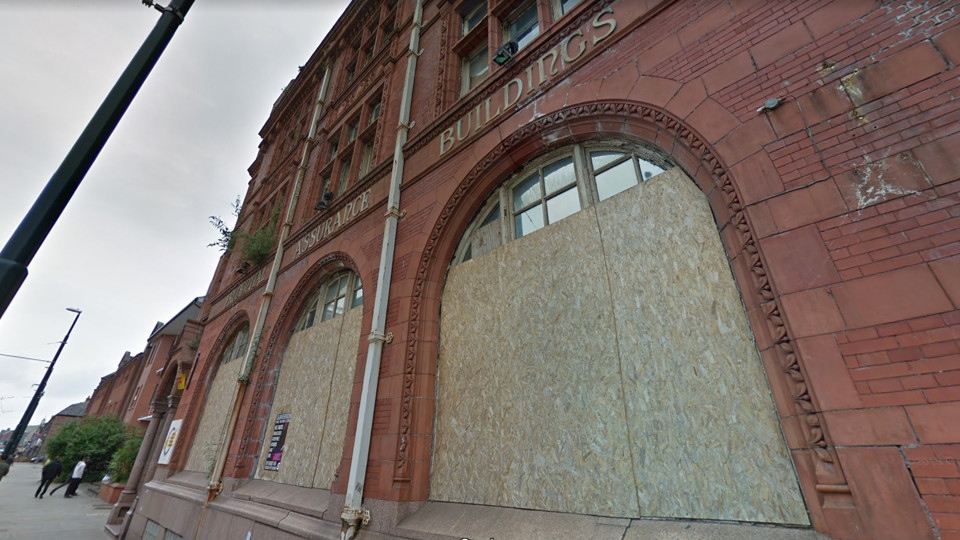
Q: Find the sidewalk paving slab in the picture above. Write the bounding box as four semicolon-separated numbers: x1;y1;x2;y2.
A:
0;462;110;540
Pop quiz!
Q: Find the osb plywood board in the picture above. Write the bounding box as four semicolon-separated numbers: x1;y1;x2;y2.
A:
433;170;807;524
255;307;361;489
184;358;243;474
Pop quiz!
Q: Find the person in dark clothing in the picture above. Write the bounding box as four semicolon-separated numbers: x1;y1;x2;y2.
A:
35;457;62;499
0;454;10;482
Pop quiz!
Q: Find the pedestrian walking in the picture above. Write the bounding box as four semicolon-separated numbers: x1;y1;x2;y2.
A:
34;456;62;498
64;457;88;498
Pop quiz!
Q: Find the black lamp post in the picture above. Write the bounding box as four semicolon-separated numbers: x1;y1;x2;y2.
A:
0;0;194;321
2;307;82;459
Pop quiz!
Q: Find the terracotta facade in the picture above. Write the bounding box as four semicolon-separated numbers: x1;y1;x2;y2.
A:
125;1;960;539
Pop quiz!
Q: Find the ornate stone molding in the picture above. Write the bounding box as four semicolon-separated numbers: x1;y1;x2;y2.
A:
433;14;449;119
395;100;850;500
373;64;394;165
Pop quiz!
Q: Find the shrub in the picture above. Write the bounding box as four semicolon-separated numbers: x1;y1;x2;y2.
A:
46;415;128;482
106;430;144;484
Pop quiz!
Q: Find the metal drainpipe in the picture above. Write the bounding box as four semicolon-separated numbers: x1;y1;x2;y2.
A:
203;66;332;505
340;1;422;538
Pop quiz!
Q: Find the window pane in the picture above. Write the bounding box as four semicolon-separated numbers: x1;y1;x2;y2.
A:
513;172;542;211
338;158;352;194
546;187;580;223
360;143;373;176
463;1;486;34
481;203;500;226
596;159;639;201
336;275;349;297
507;3;539;49
515;204;544;238
543;157;575;195
321;301;336;322
351;279;363;309
334;297;346;318
591;150;625;171
558;0;582;15
468;46;489;86
324;277;341;303
144;521;161;540
638;157;666;181
233;329;248;362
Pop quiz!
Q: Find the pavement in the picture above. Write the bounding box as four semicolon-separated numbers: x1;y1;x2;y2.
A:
0;462;111;540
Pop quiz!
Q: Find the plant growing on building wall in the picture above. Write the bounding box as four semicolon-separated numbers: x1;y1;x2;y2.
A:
234;207;280;266
208;196;242;252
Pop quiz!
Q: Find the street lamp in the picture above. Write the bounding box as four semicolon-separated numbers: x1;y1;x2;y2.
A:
2;307;82;459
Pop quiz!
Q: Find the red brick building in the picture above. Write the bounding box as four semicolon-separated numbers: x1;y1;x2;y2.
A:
123;1;960;539
87;352;145;421
121;298;203;427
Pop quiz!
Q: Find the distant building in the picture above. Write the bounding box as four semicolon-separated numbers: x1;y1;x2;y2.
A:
120;1;960;540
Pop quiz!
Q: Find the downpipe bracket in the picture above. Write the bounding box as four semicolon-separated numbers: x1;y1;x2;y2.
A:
206;482;223;502
340;508;370;540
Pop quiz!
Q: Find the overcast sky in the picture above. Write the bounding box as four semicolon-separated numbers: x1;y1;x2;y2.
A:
0;1;349;434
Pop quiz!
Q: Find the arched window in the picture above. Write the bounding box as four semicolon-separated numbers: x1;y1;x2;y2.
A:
454;142;672;263
294;271;363;332
221;325;249;364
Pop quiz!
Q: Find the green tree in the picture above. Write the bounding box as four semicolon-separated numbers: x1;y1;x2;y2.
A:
45;415;128;482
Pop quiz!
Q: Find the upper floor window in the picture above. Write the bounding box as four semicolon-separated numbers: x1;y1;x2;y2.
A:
462;0;487;34
462;43;490;94
359;141;375;178
454;142;672;263
503;2;540;50
368;99;381;126
552;0;582;18
328;137;340;161
346;62;357;85
347;120;359;143
338;156;353;195
294;271;363;332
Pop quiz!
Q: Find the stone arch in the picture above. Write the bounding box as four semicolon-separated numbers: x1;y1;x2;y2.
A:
234;251;364;484
398;100;850;515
